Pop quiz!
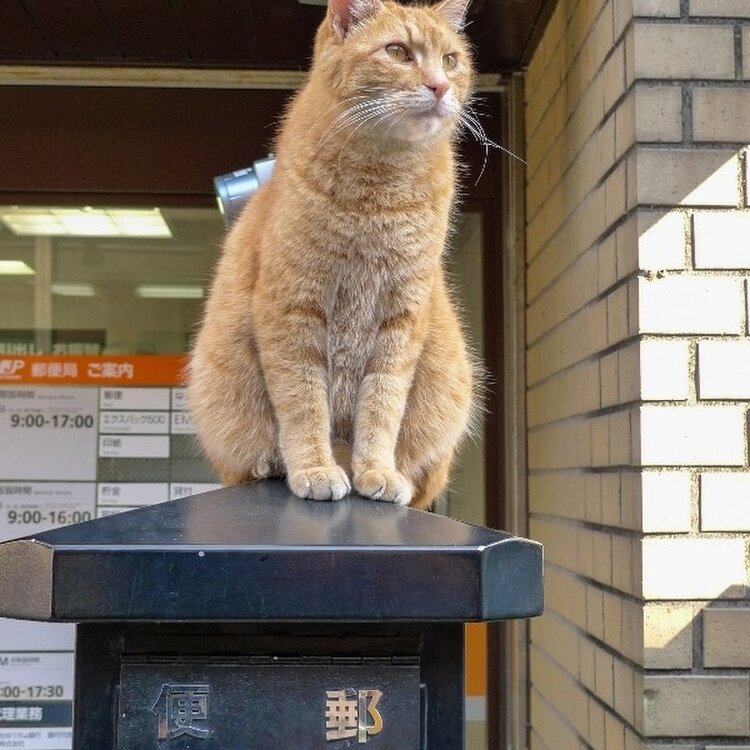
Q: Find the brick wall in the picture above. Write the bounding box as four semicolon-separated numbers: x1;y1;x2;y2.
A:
525;0;641;747
632;1;750;747
524;0;750;748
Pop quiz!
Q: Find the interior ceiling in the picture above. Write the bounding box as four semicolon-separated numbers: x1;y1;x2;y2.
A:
0;0;552;73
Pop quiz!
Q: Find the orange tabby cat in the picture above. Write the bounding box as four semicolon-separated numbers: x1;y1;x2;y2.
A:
188;0;477;508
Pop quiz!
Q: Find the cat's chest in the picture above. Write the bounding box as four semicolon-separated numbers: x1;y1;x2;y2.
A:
323;263;384;434
321;235;430;342
325;260;385;346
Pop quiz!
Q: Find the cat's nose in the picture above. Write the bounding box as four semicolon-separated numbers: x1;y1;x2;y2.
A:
425;80;450;100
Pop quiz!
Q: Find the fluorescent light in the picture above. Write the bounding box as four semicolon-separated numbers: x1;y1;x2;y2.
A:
0;260;34;275
59;214;119;236
113;217;171;237
0;207;172;238
135;285;203;299
51;283;96;297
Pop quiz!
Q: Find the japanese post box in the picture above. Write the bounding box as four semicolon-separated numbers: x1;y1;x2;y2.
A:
0;480;543;749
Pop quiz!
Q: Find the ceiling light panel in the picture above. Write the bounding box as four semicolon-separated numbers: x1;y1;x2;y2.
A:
0;260;35;276
0;208;172;239
51;283;96;297
135;285;203;299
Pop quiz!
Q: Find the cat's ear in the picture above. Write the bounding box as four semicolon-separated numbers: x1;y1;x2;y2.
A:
434;0;471;31
328;0;383;39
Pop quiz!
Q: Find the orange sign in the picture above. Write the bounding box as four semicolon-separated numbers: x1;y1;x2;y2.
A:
0;355;187;387
465;623;488;697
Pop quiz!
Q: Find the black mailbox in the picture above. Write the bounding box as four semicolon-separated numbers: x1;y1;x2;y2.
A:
0;480;543;749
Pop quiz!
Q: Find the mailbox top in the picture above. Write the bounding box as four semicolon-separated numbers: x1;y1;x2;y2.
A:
0;480;543;623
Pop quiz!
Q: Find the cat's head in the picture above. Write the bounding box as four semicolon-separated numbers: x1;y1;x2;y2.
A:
313;0;474;144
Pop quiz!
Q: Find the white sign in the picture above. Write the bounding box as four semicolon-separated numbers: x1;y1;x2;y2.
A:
170;388;187;410
0;729;71;749
0;483;95;538
96;483;169;506
169;483;222;501
0;389;97;481
98;435;170;459
0;622;74;652
97;506;138;518
170;411;195;434
0;376;218;750
99;411;169;435
99;388;170;411
0;653;74;701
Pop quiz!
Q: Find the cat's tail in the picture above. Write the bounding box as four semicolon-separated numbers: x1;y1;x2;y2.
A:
410;452;454;510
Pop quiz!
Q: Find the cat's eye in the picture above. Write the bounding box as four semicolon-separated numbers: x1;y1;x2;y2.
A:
386;43;412;63
442;53;458;71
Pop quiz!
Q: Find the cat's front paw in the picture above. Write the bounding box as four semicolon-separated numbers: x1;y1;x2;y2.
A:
289;465;351;501
354;468;413;506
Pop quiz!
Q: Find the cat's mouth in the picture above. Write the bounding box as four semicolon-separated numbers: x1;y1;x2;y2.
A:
417;103;444;115
412;92;457;120
411;99;456;130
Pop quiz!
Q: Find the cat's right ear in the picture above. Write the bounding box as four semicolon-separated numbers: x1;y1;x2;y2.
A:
434;0;471;30
328;0;383;39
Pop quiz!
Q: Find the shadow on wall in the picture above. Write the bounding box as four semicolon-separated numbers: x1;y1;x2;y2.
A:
638;146;750;742
643;592;750;741
529;141;750;749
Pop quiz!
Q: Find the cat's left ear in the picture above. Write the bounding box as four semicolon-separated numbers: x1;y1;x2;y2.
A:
434;0;471;31
329;0;383;39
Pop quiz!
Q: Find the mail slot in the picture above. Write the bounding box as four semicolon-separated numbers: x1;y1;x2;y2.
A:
0;480;543;749
112;635;424;748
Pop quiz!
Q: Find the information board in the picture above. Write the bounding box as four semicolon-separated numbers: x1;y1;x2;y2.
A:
0;356;220;749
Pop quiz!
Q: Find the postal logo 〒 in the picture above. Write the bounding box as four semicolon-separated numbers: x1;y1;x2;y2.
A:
0;360;24;379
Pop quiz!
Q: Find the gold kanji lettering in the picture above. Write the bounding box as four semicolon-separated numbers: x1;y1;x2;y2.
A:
325;688;384;744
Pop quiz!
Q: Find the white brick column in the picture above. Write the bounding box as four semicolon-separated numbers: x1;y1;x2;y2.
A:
629;2;750;746
525;0;750;748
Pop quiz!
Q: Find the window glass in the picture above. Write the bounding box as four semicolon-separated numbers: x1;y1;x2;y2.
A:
445;212;488;750
0;205;226;750
445;211;486;527
0;204;488;750
0;207;224;355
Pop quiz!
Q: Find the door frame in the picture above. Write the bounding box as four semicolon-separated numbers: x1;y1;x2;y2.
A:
471;76;528;750
0;71;530;750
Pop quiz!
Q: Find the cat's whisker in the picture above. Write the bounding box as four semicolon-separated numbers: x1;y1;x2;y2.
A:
462;107;519;158
457;109;500;184
382;109;409;139
335;109;398;170
336;106;400;152
317;100;401;153
362;110;397;142
313;95;371;127
315;112;386;154
458;109;526;166
313;99;390;153
314;95;399;145
336;104;401;153
318;98;383;134
461;118;490;186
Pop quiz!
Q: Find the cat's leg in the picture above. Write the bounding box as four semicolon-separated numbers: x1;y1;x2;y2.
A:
350;309;430;507
188;338;282;486
255;301;350;501
394;300;474;509
395;363;470;509
351;374;417;505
